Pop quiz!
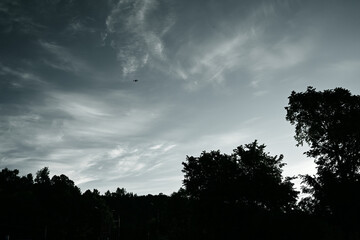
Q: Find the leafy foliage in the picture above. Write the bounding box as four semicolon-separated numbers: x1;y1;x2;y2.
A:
182;140;298;212
286;86;360;228
286;86;360;180
35;167;51;185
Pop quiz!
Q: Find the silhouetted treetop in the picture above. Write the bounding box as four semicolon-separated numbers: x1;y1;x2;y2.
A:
35;166;51;185
285;86;360;180
182;140;298;212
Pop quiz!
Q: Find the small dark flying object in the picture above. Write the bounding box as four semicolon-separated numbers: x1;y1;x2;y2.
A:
133;79;138;82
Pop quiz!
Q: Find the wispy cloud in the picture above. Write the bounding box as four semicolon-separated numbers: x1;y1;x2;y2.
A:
178;32;252;91
147;1;314;92
74;140;180;192
249;37;312;72
66;18;97;35
39;40;90;74
50;91;166;140
0;63;45;87
103;0;175;76
0;84;168;185
247;38;312;89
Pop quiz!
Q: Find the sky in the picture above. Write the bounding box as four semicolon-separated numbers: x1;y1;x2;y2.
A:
1;0;360;195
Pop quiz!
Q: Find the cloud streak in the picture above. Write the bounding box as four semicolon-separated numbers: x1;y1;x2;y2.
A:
104;0;174;76
40;40;91;75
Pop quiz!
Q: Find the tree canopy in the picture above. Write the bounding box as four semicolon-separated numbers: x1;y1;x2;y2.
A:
286;86;360;226
286;86;360;180
182;140;298;211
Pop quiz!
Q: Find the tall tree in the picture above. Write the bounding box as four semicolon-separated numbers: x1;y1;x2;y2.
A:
286;87;360;222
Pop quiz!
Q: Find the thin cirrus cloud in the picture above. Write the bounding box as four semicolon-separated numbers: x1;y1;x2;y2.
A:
39;40;91;75
102;0;315;93
0;64;44;86
103;0;174;76
75;141;180;192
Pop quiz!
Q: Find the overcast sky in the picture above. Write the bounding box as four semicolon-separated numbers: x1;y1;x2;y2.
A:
1;0;359;195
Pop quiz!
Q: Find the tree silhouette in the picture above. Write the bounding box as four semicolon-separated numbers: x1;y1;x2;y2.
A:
286;86;360;230
233;141;298;211
0;163;348;239
182;140;298;211
35;167;51;185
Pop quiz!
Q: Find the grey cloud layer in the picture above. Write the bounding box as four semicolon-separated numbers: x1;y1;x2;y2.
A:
1;0;360;194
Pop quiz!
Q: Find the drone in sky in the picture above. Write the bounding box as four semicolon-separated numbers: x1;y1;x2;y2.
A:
133;79;138;82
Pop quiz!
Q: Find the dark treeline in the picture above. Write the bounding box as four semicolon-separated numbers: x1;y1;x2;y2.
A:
0;165;322;240
1;87;360;240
